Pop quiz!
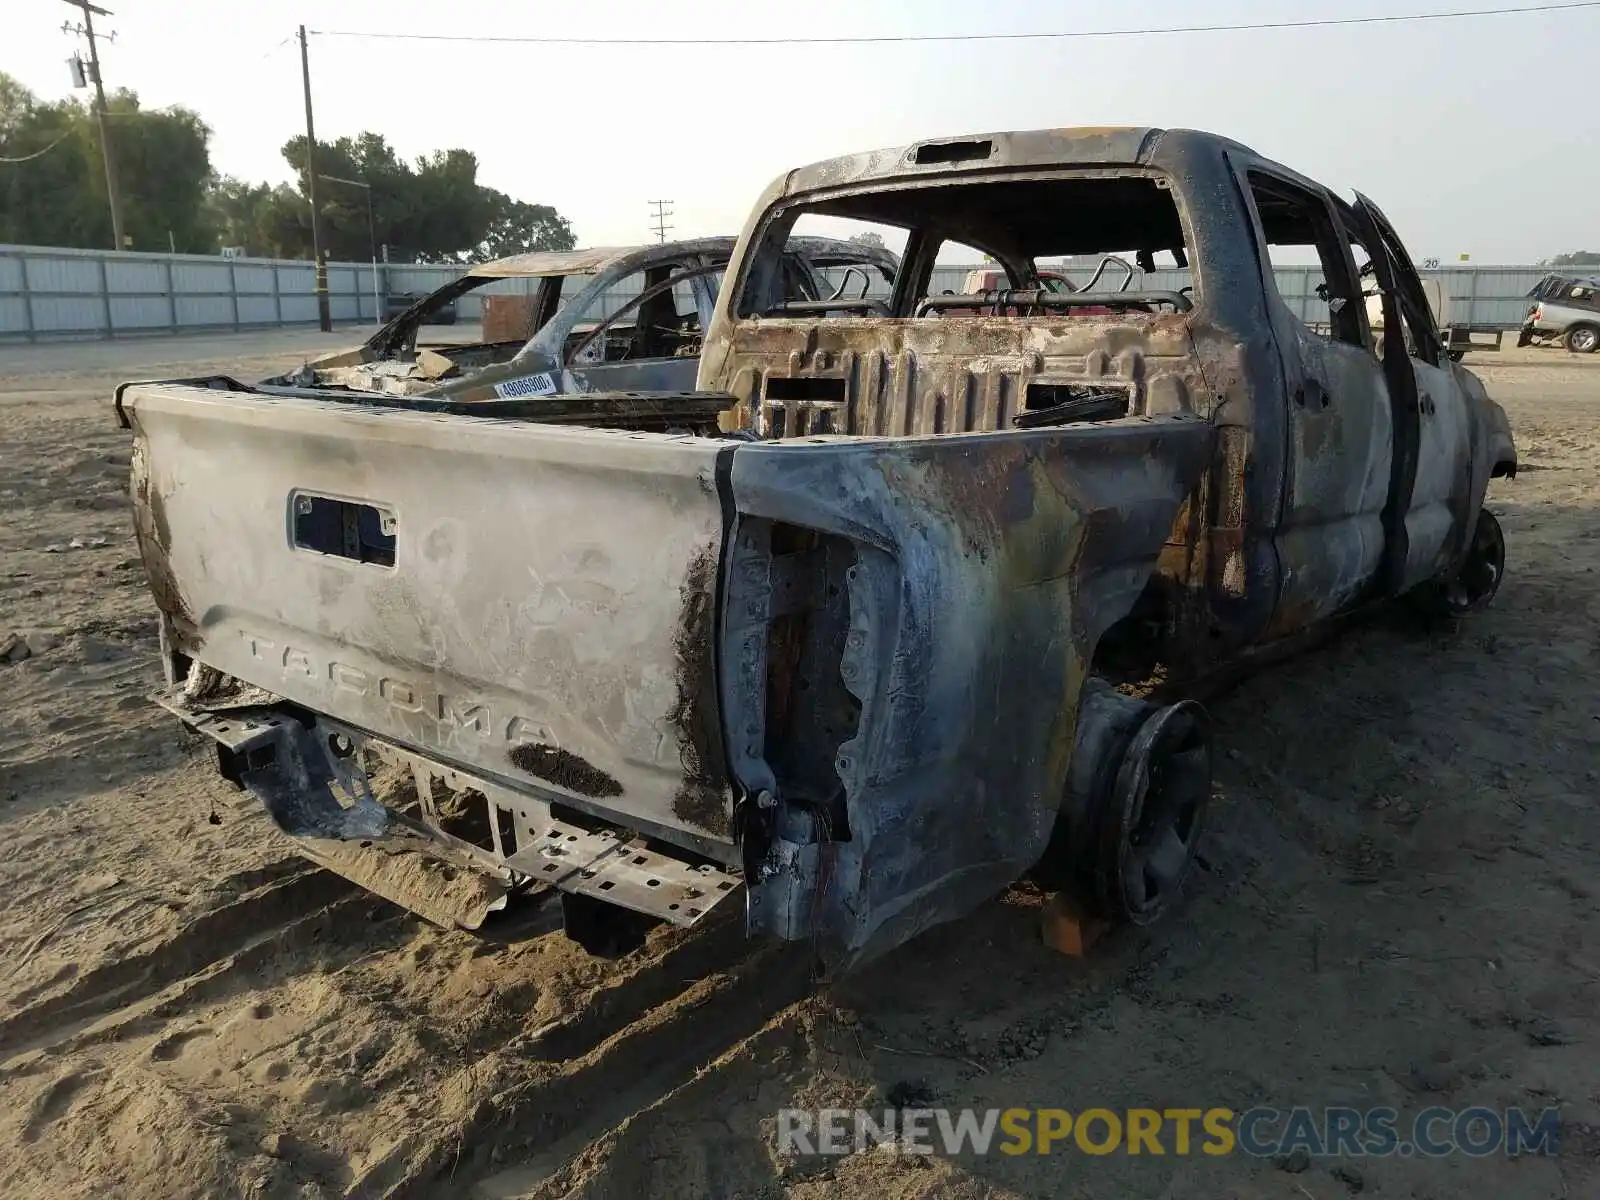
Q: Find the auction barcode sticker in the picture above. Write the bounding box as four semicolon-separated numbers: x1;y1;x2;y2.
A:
494;372;559;399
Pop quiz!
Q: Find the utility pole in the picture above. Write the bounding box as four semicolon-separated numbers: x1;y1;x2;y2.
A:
298;24;332;332
61;0;125;251
648;199;673;245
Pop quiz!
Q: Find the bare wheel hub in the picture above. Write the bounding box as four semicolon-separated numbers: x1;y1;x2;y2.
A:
1097;700;1212;925
1442;509;1506;615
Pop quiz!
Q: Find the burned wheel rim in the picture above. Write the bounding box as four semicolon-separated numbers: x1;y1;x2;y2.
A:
1442;509;1505;615
1099;700;1212;925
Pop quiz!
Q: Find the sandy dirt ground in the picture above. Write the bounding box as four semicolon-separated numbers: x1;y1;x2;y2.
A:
2;328;1598;1200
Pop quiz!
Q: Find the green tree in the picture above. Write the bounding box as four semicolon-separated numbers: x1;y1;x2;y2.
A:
270;134;575;263
3;72;575;263
1544;251;1600;268
0;75;100;247
476;191;575;261
107;91;213;251
0;72;214;251
202;175;276;254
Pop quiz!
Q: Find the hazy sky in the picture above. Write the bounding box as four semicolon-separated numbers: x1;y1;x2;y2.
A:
8;0;1597;261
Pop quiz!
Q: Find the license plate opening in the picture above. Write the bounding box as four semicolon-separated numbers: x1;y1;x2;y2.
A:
292;493;397;567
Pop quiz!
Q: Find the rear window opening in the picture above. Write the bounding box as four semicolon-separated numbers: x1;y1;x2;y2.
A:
1017;382;1131;427
738;173;1196;319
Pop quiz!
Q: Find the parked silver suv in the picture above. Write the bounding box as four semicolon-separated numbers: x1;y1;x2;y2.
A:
1518;273;1600;353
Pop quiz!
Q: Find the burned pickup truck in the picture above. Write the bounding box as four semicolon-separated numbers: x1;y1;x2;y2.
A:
119;127;1515;970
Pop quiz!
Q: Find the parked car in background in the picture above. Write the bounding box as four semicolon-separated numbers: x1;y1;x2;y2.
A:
1518;272;1600;353
382;292;458;325
271;237;900;399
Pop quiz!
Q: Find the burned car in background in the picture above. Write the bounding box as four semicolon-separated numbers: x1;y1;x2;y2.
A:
119;127;1515;971
269;237;899;400
381;291;457;325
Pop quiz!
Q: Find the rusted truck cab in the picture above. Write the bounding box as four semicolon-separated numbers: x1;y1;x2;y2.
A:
703;128;1515;655
121;127;1514;971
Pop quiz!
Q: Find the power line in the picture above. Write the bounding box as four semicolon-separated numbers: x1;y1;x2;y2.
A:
260;33;294;61
308;2;1600;47
0;132;72;164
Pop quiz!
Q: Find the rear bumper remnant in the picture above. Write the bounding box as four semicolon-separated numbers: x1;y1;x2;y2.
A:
156;689;744;932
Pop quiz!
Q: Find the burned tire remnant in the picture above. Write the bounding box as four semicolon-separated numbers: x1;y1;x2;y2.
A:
670;545;731;835
1410;508;1507;618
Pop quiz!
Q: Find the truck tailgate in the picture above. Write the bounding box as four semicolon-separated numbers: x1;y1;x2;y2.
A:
122;383;736;849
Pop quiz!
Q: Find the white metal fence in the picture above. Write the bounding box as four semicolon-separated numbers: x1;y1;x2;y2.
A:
925;263;1555;331
0;244;463;343
0;242;1559;344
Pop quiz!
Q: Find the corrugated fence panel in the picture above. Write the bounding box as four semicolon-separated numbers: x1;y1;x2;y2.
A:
108;296;171;330
387;267;456;293
278;264;315;294
105;259;166;294
1436;266;1546;329
172;261;233;294
30;296;104;332
0;242;1575;344
279;294;319;324
238;296;278;325
27;255;102;297
175;295;234;327
234;265;275;294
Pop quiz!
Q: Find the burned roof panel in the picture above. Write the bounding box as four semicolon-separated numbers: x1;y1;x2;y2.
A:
468;235;901;283
774;126;1283;202
467;247;642;279
467;239;738;279
781;127;1166;196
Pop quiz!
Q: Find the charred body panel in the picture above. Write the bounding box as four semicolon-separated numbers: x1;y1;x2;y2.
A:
124;383;738;854
720;419;1213;965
